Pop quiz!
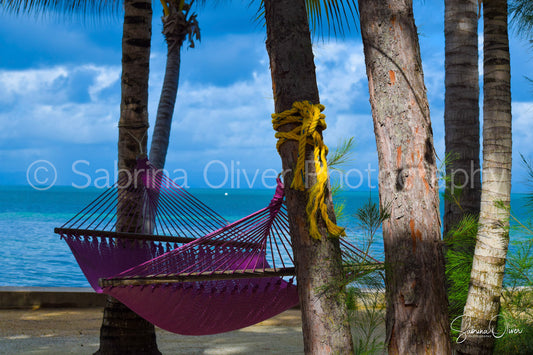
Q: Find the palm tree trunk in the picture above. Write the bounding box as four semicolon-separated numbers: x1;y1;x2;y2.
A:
457;0;512;353
444;0;481;330
264;0;354;353
96;1;160;354
149;43;180;170
96;297;160;355
358;0;451;353
149;2;192;170
444;0;481;235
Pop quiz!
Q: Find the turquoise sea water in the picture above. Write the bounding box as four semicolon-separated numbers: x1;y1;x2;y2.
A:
0;186;530;287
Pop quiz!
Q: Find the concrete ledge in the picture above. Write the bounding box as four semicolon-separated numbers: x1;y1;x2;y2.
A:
0;287;106;309
0;286;301;310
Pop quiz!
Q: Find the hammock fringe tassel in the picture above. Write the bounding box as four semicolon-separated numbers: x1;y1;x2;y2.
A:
272;100;345;240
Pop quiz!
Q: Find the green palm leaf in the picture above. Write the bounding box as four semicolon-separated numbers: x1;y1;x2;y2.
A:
510;0;533;37
254;0;358;38
1;0;121;17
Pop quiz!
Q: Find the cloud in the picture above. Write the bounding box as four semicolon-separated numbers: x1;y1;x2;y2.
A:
513;101;533;151
314;41;368;111
0;65;120;146
145;39;376;179
86;65;121;101
2;22;530;190
153;69;274;150
0;67;69;104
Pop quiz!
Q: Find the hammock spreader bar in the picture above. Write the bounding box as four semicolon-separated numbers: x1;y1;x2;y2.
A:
100;267;297;287
100;261;384;287
56;227;261;248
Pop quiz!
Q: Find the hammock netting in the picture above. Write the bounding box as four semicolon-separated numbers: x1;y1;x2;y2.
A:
55;158;379;335
56;158;228;292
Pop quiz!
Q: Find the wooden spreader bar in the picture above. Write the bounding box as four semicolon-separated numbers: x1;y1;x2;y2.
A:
98;263;384;288
99;267;297;288
55;227;195;244
55;228;260;249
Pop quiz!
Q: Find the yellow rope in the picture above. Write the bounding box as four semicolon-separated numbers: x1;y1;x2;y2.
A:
272;101;345;240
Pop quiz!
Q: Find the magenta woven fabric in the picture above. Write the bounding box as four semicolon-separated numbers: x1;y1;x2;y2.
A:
105;277;298;335
63;236;177;293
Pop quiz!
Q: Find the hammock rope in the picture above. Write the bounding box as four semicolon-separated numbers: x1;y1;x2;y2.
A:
55;158;229;292
56;157;381;335
272;100;345;239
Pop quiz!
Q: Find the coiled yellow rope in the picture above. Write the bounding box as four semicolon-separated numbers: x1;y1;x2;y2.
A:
272;101;345;240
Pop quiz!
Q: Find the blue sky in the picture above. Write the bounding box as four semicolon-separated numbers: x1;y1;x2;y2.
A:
0;1;531;191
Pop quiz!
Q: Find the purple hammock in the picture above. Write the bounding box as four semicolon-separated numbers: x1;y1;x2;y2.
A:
55;158;379;335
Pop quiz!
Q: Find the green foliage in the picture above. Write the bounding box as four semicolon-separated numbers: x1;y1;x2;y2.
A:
444;214;478;329
505;239;533;287
345;199;387;354
509;0;533;90
0;0;121;19
446;154;533;349
252;0;358;39
445;212;533;350
328;136;355;171
493;312;533;355
322;196;387;354
347;282;386;355
510;0;533;37
439;151;467;210
495;238;533;354
329;137;355;222
355;199;389;241
521;153;533;208
333;199;347;223
304;0;358;38
441;151;478;341
492;155;533;352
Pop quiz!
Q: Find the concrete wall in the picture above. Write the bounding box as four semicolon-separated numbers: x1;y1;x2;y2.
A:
0;287;106;309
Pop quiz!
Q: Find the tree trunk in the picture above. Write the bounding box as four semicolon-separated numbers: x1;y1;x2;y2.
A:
457;0;512;353
264;0;354;353
149;2;192;170
96;1;160;354
149;41;181;170
358;0;451;353
96;297;160;355
444;0;481;236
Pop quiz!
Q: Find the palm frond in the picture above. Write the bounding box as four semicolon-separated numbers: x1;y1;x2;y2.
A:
445;213;478;326
520;153;533;208
251;0;358;38
1;0;121;18
510;0;533;37
333;198;346;222
311;0;358;38
305;0;359;38
355;198;389;237
327;136;355;171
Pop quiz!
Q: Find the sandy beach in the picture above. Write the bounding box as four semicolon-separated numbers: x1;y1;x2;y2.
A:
0;307;304;354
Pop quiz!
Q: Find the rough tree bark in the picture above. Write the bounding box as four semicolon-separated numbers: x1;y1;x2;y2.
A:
358;0;451;353
149;1;199;170
264;0;354;353
444;0;481;236
96;1;161;354
457;0;512;353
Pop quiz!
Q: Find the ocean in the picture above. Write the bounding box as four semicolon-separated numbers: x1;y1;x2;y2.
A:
0;186;530;287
